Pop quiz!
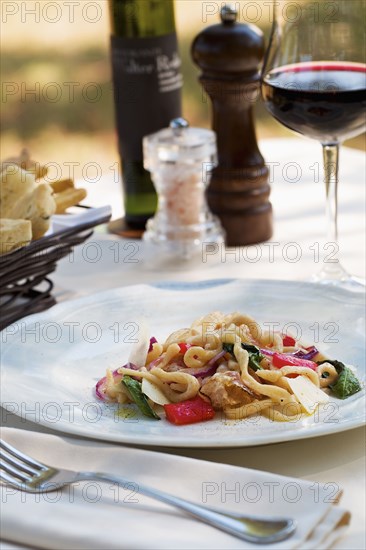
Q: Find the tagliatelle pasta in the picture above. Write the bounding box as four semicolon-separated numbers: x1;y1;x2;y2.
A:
96;311;362;424
317;362;339;387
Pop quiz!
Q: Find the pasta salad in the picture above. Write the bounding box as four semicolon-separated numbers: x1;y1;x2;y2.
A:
96;311;362;425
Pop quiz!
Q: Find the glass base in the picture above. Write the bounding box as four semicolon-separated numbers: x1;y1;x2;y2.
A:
311;263;365;292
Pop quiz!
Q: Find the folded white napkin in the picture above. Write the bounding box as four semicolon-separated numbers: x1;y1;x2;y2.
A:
0;428;349;550
48;205;112;234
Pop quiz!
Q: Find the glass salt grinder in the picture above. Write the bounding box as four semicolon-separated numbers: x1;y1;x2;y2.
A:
143;118;225;261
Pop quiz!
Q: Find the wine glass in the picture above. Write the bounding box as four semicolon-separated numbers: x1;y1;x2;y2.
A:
261;0;366;289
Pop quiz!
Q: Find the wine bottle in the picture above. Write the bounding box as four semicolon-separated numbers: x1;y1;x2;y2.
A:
109;0;182;229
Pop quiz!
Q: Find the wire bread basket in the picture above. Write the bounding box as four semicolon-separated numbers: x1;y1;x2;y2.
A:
0;208;111;329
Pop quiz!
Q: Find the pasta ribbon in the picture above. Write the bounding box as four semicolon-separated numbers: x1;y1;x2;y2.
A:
159;344;181;367
105;370;130;404
184;346;217;368
150;368;200;402
146;342;163;365
99;310;345;424
317;362;339;387
234;344;291;403
224;399;273;420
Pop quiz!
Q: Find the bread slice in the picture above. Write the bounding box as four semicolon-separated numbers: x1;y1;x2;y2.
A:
0;164;36;218
8;183;56;239
54;187;87;214
0;218;32;255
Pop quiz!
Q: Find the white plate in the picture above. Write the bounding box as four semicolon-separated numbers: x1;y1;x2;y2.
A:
1;279;365;448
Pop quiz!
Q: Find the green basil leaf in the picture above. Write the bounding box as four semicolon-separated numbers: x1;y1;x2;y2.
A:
223;343;234;355
223;343;263;371
241;344;261;355
122;376;160;419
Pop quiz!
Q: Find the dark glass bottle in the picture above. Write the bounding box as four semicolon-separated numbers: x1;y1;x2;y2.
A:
109;0;182;229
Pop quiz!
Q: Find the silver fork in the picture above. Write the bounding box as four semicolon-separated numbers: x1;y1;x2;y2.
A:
0;438;296;544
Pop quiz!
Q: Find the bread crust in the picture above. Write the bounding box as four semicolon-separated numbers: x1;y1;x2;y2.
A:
0;218;32;255
0;165;56;240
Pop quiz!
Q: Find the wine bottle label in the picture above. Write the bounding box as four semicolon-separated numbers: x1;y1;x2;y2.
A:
111;32;182;161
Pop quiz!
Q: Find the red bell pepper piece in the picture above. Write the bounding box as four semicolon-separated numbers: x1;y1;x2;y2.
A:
272;353;318;370
178;343;191;354
164;396;215;425
282;335;296;347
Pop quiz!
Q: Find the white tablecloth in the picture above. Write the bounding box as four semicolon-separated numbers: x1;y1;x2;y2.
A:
51;138;365;301
1;139;365;549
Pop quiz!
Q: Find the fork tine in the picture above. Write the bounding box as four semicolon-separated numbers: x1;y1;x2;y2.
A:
0;439;44;470
0;458;30;482
0;469;24;488
1;447;40;476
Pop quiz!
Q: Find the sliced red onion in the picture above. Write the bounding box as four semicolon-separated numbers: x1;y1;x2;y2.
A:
208;349;227;366
124;362;139;370
148;337;157;353
182;349;227;379
95;376;108;400
261;346;319;361
95;364;139;401
146;357;163;370
95;369;122;401
261;349;275;357
293;346;319;360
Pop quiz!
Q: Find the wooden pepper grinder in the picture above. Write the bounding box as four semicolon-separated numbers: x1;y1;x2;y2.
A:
191;4;273;246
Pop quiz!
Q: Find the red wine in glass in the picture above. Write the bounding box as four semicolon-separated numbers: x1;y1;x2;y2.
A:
261;0;366;290
262;62;366;143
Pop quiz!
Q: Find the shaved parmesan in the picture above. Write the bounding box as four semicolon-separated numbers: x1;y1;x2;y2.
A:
128;319;150;368
141;378;170;406
287;375;329;415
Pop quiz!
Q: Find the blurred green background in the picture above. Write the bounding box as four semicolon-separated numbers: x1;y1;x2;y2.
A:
1;0;364;183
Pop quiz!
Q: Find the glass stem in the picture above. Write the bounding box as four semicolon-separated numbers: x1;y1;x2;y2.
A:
321;143;347;279
323;144;339;244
